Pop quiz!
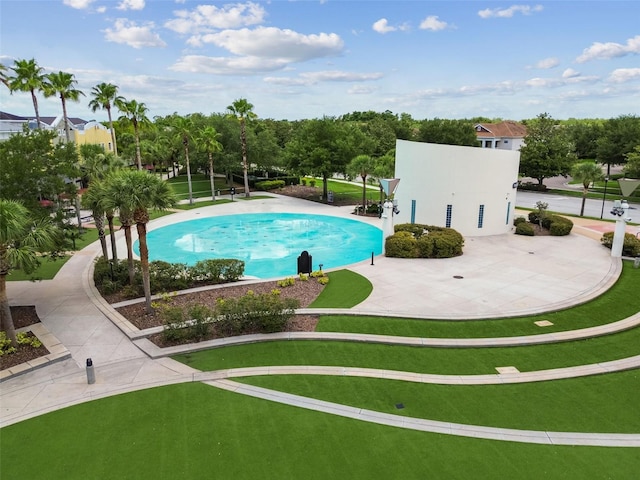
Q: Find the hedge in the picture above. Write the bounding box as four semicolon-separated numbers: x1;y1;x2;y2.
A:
255;180;285;191
601;232;640;256
385;224;464;258
526;212;573;236
515;222;535;236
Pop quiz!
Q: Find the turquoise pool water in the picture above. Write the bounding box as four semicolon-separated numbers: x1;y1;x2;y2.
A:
137;213;383;279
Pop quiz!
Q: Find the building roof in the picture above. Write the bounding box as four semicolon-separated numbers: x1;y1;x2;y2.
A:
0;111;87;126
475;121;527;139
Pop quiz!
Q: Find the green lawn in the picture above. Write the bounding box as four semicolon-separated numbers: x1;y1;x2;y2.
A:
302;177;381;204
174;199;233;210
241;368;640;433
167;174;230;200
317;261;640;337
309;270;372;308
172;322;640;375
1;382;637;480
7;256;72;281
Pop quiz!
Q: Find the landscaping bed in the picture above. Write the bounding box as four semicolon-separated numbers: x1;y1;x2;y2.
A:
1;306;49;371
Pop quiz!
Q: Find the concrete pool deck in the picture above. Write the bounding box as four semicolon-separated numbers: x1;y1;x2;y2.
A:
1;193;635;439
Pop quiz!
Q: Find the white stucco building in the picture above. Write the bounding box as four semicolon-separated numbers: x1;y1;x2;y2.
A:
394;139;521;236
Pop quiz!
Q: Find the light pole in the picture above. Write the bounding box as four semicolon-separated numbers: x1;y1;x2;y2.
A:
600;177;609;219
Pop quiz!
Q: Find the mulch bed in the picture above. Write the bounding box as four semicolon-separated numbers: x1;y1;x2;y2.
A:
1;306;50;371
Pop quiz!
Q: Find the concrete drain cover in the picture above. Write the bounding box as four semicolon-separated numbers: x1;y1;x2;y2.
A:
395;403;405;409
534;320;554;327
453;275;464;279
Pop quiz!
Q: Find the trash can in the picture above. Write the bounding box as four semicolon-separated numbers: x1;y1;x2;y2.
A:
327;191;334;203
297;250;312;274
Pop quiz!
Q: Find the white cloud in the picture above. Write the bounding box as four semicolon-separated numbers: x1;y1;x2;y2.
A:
478;4;543;19
534;57;559;69
264;71;383;86
372;18;395;34
419;16;448;31
608;68;640;83
165;2;266;35
196;27;344;62
576;35;640;63
117;0;145;11
348;85;376;95
103;19;167;49
170;55;289;75
562;68;580;78
63;0;95;9
96;6;106;13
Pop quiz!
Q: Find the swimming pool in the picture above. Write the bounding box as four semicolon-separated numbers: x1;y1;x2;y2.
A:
137;213;383;279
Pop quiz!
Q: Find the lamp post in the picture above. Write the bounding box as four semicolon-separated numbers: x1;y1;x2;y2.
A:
610;199;630;258
600;177;609;219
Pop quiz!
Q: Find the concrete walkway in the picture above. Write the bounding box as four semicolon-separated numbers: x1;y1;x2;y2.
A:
1;194;638;446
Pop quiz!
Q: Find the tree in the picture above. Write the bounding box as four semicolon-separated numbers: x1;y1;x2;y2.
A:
104;171;177;313
116;98;150;170
8;58;46;128
347;154;377;214
43;71;85;143
0;200;56;346
171;115;196;205
82;180;110;260
571;161;604;216
597;115;640;176
417;118;479;146
0;128;80;210
623;146;640;179
519;113;577;188
197;126;223;201
227;98;257;197
564;119;604;159
0;62;10;89
88;83;124;156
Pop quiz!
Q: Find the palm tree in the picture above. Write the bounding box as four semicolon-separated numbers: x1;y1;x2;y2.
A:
43;71;85;142
571;161;605;216
88;82;124;156
348;154;377;215
171;116;195;205
82;181;110;260
227;98;257;197
116;98;150;170
105;171;177;313
8;58;46;128
197;126;223;201
0;62;10;89
0;200;56;346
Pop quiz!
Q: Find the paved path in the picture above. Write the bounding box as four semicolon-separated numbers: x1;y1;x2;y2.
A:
1;194;638;447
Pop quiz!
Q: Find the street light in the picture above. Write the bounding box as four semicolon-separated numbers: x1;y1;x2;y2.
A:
600;177;609;219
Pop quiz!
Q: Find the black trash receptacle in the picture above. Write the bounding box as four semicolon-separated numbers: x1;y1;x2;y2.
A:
297;250;312;274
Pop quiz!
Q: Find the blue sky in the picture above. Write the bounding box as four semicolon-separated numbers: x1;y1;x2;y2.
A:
1;0;639;122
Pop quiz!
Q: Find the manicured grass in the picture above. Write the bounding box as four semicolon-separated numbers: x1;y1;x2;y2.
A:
7;255;71;281
1;382;637;479
172;323;640;375
317;261;640;337
167;174;230;200
238;195;274;200
241;369;640;433
303;177;381;203
309;270;373;308
174;199;233;210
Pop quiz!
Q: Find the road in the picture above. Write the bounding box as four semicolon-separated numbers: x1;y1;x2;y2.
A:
516;190;639;220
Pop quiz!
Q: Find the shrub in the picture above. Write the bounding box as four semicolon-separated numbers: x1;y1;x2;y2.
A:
309;179;316;187
214;291;299;335
416;235;434;257
515;222;535;236
255;180;285;191
548;216;573;236
187;304;212;340
159;306;186;342
277;277;296;287
528;211;542;225
513;216;527;226
601;232;640;256
317;276;329;285
190;259;244;284
0;332;16;356
149;261;189;292
431;230;464;258
385;231;418;258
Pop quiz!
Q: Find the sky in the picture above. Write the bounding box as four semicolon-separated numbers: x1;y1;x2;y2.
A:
1;0;639;122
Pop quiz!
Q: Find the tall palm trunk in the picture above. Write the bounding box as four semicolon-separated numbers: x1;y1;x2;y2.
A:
209;152;216;201
94;213;109;259
134;121;142;170
184;139;193;205
30;88;41;129
240;120;250;197
61;95;71;142
580;187;588;217
106;106;118;156
0;274;18;345
136;222;153;313
107;212;117;262
120;210;135;284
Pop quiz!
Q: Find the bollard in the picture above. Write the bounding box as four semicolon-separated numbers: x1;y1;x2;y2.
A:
86;358;95;384
371;251;374;265
634;257;640;269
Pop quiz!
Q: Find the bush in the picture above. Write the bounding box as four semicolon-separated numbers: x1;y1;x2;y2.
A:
548;216;573;236
515;222;535;236
190;259;244;284
528;211;542;225
513;216;527;226
187;304;212;340
149;261;189;292
385;231;418;258
601;232;640;256
301;178;307;186
255;180;285;191
214;291;299;335
386;224;464;259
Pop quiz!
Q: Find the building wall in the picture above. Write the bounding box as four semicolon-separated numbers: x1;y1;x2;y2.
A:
394;139;520;236
74;121;113;152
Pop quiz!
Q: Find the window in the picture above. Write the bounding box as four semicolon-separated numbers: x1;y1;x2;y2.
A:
411;200;416;224
504;140;509;144
506;201;511;224
478;204;485;228
446;204;452;228
108;142;112;151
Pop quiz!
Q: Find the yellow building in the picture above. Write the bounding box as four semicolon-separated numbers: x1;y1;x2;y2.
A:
73;120;114;153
